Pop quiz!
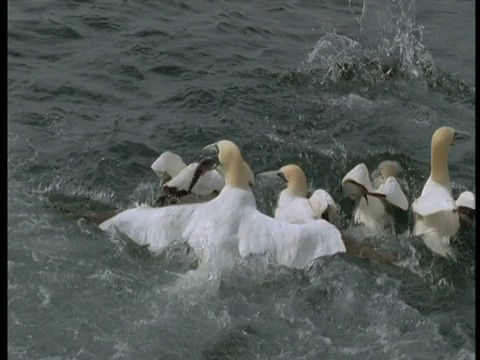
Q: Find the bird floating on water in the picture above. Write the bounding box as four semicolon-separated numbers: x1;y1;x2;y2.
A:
411;126;471;260
341;160;409;234
257;164;339;224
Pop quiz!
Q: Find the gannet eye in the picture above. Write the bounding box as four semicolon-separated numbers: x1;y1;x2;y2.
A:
276;172;287;183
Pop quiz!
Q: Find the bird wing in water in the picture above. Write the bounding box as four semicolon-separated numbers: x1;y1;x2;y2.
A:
167;163;225;196
238;210;346;269
98;203;201;251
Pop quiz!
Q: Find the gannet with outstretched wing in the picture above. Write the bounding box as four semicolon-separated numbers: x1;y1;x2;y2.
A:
100;140;346;269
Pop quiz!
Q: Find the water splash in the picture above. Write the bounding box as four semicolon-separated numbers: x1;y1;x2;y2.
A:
304;0;475;102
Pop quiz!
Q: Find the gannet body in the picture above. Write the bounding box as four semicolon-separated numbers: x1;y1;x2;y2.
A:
412;126;471;260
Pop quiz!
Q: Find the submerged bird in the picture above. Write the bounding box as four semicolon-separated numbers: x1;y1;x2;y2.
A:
99;140;347;269
150;150;255;206
455;191;475;226
412;126;471;260
257;164;400;265
341;160;409;234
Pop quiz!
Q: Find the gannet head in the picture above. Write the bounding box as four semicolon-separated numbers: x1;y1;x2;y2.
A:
257;164;309;198
189;140;253;191
430;126;471;185
378;160;403;179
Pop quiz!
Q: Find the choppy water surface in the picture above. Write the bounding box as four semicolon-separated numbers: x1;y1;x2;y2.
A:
8;0;475;358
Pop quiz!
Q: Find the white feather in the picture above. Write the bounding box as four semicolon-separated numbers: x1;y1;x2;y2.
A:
308;189;339;222
455;191;475;210
151;151;186;178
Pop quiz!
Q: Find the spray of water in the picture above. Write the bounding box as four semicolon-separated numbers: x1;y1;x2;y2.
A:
305;0;450;86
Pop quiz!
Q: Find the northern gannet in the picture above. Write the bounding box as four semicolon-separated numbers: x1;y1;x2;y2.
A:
96;140;346;269
412;126;471;260
150;150;255;206
341;160;409;234
257;164;400;265
257;164;339;224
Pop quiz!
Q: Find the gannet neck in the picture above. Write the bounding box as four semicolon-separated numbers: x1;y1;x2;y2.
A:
218;140;251;190
430;126;455;187
280;164;309;198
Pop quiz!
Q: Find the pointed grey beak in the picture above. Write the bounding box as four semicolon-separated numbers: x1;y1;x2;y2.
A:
187;143;220;192
256;170;287;184
454;130;471;145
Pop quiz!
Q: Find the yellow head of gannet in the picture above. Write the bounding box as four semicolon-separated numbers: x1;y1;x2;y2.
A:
257;164;340;223
188;140;252;191
429;126;470;186
378;160;403;180
256;164;308;196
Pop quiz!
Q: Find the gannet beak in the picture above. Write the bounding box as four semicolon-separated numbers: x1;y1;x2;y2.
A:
256;170;287;184
453;130;471;145
188;143;220;192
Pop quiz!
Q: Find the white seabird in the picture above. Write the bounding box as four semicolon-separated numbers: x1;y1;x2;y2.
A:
257;164;339;224
412;126;471;260
257;163;400;265
150;150;255;205
99;140;347;269
341;160;409;234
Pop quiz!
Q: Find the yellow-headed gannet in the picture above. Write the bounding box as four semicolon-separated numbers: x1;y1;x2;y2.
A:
341;160;409;234
412;126;471;259
257;164;339;224
257;164;400;265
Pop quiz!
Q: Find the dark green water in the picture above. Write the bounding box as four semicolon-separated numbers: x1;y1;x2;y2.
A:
8;0;475;359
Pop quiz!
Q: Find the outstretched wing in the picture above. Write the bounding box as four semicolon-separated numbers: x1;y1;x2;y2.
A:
412;183;456;217
166;163;225;196
99;203;200;252
308;189;339;223
151;151;186;178
455;191;475;210
342;163;373;199
238;210;346;269
376;177;409;211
